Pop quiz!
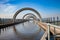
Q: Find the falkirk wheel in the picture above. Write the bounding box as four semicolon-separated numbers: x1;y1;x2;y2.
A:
22;13;37;19
25;15;37;21
13;8;41;34
13;7;42;22
25;15;38;23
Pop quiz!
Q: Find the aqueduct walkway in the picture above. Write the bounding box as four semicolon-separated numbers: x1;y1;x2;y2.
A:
37;21;60;40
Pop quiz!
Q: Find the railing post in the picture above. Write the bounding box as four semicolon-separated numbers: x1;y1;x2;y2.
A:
53;17;56;40
48;24;50;40
54;27;56;40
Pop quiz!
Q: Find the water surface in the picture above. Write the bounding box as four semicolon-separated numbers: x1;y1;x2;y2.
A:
0;22;45;40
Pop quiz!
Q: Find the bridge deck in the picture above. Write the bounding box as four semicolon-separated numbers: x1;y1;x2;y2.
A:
37;22;60;40
37;22;60;35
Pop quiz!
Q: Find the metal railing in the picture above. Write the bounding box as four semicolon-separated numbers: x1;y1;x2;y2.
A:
46;23;60;40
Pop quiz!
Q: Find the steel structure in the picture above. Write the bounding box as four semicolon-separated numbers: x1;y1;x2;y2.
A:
25;15;37;21
13;7;41;22
22;13;37;19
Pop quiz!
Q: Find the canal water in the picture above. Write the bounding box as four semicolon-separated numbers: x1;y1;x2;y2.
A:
0;22;45;40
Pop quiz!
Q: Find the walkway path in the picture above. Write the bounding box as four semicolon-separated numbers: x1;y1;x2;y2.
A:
37;21;60;40
37;22;60;35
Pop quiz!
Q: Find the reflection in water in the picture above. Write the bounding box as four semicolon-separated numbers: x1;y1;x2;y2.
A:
0;22;44;40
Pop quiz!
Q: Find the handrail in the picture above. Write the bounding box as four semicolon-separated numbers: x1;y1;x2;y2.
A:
44;23;60;40
44;23;60;28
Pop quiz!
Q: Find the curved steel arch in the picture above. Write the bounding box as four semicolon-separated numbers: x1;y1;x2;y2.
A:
22;13;37;19
13;7;41;22
25;15;37;21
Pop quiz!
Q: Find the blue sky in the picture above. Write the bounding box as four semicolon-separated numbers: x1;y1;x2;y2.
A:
0;0;60;18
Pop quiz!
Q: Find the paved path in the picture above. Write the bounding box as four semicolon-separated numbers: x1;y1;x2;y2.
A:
37;22;60;35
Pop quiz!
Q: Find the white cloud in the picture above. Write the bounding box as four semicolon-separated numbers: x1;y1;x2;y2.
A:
4;5;17;14
0;4;17;18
